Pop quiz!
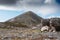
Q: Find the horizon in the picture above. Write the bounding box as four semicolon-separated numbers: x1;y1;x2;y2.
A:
0;11;60;22
0;0;60;22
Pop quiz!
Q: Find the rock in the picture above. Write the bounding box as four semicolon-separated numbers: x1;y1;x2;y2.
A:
50;18;60;31
41;25;49;32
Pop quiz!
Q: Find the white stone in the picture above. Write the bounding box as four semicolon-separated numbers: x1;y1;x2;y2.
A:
41;25;49;32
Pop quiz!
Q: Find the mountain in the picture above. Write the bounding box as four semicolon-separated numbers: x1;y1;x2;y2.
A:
6;11;43;26
0;11;60;31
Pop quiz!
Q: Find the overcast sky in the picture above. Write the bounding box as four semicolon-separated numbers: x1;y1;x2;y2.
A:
0;0;60;22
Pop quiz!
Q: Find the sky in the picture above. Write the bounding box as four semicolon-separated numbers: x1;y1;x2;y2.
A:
0;0;60;22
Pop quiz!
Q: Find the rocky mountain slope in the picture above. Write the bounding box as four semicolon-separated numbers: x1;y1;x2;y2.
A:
6;11;43;26
49;18;60;31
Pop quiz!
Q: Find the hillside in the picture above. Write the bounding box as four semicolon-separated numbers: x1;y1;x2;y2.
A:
6;11;43;26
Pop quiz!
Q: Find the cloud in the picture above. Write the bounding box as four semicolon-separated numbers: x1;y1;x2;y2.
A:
48;16;60;18
0;0;17;5
0;0;59;18
23;5;60;17
18;0;45;6
0;0;45;10
44;0;55;4
44;0;60;5
38;5;59;16
0;5;17;10
0;5;24;11
0;0;59;10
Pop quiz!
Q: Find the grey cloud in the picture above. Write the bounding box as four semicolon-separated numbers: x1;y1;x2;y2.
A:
17;0;45;6
0;0;59;8
0;0;18;5
17;0;60;7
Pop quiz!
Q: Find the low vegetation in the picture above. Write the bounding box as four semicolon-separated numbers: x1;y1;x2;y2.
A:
3;22;28;28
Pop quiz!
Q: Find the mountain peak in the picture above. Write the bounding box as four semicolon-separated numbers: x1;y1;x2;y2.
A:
6;11;43;26
22;11;36;16
26;11;34;13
